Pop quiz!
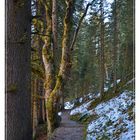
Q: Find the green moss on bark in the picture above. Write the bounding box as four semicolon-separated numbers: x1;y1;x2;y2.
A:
7;83;17;93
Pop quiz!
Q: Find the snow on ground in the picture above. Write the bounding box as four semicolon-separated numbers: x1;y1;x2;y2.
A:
70;90;135;140
58;112;62;116
64;92;100;110
70;92;100;115
70;100;92;115
111;79;121;87
64;101;74;110
87;90;134;140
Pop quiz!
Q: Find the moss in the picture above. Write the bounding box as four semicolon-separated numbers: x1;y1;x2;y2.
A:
7;84;17;93
105;119;113;126
44;74;54;90
46;96;58;135
127;105;135;120
14;0;25;13
80;115;99;125
18;32;28;44
83;125;88;140
42;45;53;62
113;129;122;138
70;113;81;121
97;134;110;140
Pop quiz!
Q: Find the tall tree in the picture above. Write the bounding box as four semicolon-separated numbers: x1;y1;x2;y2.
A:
112;0;119;92
42;0;92;136
99;0;105;98
6;0;32;139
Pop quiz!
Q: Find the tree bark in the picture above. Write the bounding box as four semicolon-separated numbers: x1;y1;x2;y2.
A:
100;0;105;99
52;0;58;50
6;0;32;139
44;0;75;136
113;0;119;91
32;79;38;139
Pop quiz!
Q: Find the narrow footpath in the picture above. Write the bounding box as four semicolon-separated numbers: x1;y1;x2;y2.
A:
37;111;84;140
50;111;84;140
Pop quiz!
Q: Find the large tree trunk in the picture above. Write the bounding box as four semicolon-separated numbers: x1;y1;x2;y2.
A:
6;0;32;140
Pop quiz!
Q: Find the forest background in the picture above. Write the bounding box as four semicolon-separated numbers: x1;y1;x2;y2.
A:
0;0;139;139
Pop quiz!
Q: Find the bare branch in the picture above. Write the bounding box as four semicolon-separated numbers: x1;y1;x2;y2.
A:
31;31;49;37
70;1;94;50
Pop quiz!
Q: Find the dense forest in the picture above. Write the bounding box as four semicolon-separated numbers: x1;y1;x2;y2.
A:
6;0;134;140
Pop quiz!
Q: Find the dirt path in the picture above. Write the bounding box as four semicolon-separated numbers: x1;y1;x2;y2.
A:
50;111;84;140
37;111;84;140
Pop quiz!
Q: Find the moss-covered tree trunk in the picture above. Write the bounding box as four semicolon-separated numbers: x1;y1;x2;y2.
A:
42;0;56;136
42;0;75;137
32;79;38;139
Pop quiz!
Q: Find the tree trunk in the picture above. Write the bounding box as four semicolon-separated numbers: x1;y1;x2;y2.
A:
6;0;32;140
42;0;56;136
32;79;38;139
105;63;109;81
38;80;46;123
113;0;119;91
44;0;75;136
52;0;58;51
100;0;105;99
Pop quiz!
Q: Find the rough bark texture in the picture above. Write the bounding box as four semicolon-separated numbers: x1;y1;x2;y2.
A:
6;0;32;139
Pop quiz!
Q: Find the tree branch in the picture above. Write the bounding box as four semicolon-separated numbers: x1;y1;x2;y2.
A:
31;31;50;37
70;1;94;50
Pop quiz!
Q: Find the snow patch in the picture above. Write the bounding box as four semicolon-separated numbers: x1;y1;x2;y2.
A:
64;101;74;110
58;112;62;116
70;100;92;115
86;90;135;140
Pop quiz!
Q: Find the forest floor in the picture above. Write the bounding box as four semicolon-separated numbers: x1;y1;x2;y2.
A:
37;110;84;140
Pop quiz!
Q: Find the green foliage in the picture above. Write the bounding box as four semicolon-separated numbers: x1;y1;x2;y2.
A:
70;113;81;121
97;134;110;140
14;0;25;9
7;84;17;93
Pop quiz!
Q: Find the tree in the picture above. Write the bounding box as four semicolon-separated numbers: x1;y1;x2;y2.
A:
99;0;105;98
6;0;32;139
112;0;120;92
41;0;92;136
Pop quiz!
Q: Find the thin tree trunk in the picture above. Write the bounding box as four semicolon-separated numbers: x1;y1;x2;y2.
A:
52;0;58;51
105;63;109;81
113;0;118;91
6;0;32;139
32;79;38;139
100;0;105;99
